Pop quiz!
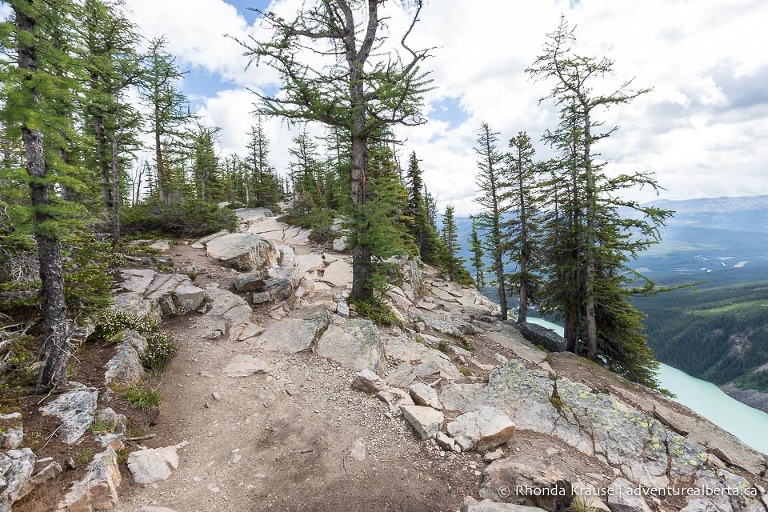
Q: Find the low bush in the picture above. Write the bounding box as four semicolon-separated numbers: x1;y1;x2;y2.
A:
124;386;161;410
121;199;237;237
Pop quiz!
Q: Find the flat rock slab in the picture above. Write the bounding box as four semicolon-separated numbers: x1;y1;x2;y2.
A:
206;233;278;271
222;355;268;377
295;254;325;275
40;387;98;444
259;311;330;354
401;405;444;440
316;319;386;375
447;406;516;452
321;259;353;287
383;335;462;380
127;442;187;485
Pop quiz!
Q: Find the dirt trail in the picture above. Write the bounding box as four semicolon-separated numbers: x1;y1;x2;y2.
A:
118;233;477;512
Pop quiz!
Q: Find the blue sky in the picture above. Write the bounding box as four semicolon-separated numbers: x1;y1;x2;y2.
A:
123;0;768;214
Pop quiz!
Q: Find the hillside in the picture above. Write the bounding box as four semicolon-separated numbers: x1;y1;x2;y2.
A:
454;195;768;412
5;208;768;512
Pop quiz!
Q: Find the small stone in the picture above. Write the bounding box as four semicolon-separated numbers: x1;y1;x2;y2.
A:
212;392;221;401
401;405;444;440
484;448;504;462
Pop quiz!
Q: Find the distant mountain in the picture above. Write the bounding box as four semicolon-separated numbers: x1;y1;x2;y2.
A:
648;195;768;234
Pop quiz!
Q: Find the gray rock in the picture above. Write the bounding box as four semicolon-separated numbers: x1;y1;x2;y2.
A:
206;233;278;271
462;497;547;512
251;291;271;304
401;405;444;439
127;442;187;485
321;259;353;287
57;446;121;512
606;477;653;512
139;507;180;512
332;236;348;252
377;387;414;415
117;268;157;295
352;369;388;393
235;207;274;222
278;245;296;267
408;382;443;410
192;229;230;248
384;362;417;388
260;310;331;353
230;322;264;341
295;254;325;275
40;386;98;444
446;406;516;452
484;448;504;462
435;431;457;452
316;319;386;375
222;355;268;377
234;271;267;292
348;438;366;462
335;299;350;318
0;448;35;511
516;322;566;352
382;335;462;380
0;413;22;450
93;408;127;434
105;340;145;387
149;240;171;252
16;462;63;502
479;456;574;510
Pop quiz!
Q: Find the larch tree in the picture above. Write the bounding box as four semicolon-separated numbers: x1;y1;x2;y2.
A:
474;123;511;320
469;216;485;290
528;17;672;386
140;37;192;205
4;0;80;392
234;0;433;302
504;131;540;324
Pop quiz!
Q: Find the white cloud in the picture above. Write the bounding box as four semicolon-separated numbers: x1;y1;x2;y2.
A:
124;0;768;215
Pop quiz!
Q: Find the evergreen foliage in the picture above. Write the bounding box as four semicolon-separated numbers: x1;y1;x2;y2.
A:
441;204;473;286
469;217;485;290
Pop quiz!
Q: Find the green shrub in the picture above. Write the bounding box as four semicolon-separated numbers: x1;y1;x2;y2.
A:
124;386;161;410
350;298;398;326
140;331;177;374
121;199;237;237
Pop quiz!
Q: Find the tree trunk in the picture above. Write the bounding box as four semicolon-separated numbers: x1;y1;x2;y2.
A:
350;130;373;302
583;109;598;360
15;3;71;393
111;130;123;245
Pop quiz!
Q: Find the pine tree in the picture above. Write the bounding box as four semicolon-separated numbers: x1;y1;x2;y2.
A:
469;216;485;290
440;204;473;286
474;123;511;320
245;119;279;208
189;123;222;202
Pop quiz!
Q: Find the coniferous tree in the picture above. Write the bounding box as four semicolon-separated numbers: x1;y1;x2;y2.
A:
235;0;433;302
405;152;442;265
469;216;485;290
440;204;473;285
528;17;672;386
189;123;222;202
245;119;280;208
474;123;511;320
505;131;541;323
140;37;192;204
3;0;84;392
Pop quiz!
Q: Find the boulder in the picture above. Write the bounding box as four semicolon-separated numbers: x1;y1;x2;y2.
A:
401;405;444;440
316;319;386;375
408;382;443;410
446;406;516;452
260;310;331;354
56;446;121;512
0;448;35;511
332;236;348;252
40;386;98;444
172;284;205;312
382;335;462;380
321;259;353;287
234;271;267;292
516;322;566;352
16;462;63;502
278;245;296;267
104;340;145;387
377;388;414;415
206;233;278;271
235;207;273;222
93;408;127;434
295;254;325;275
127;442;187;485
0;413;22;450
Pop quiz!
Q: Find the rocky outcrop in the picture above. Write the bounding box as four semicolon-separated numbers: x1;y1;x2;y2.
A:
205;233;278;271
446;406;516;452
104;331;147;387
515;322;565;352
115;269;205;322
316;319;386;375
259;310;330;354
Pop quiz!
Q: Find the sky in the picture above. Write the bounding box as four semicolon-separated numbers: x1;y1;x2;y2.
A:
118;0;768;214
